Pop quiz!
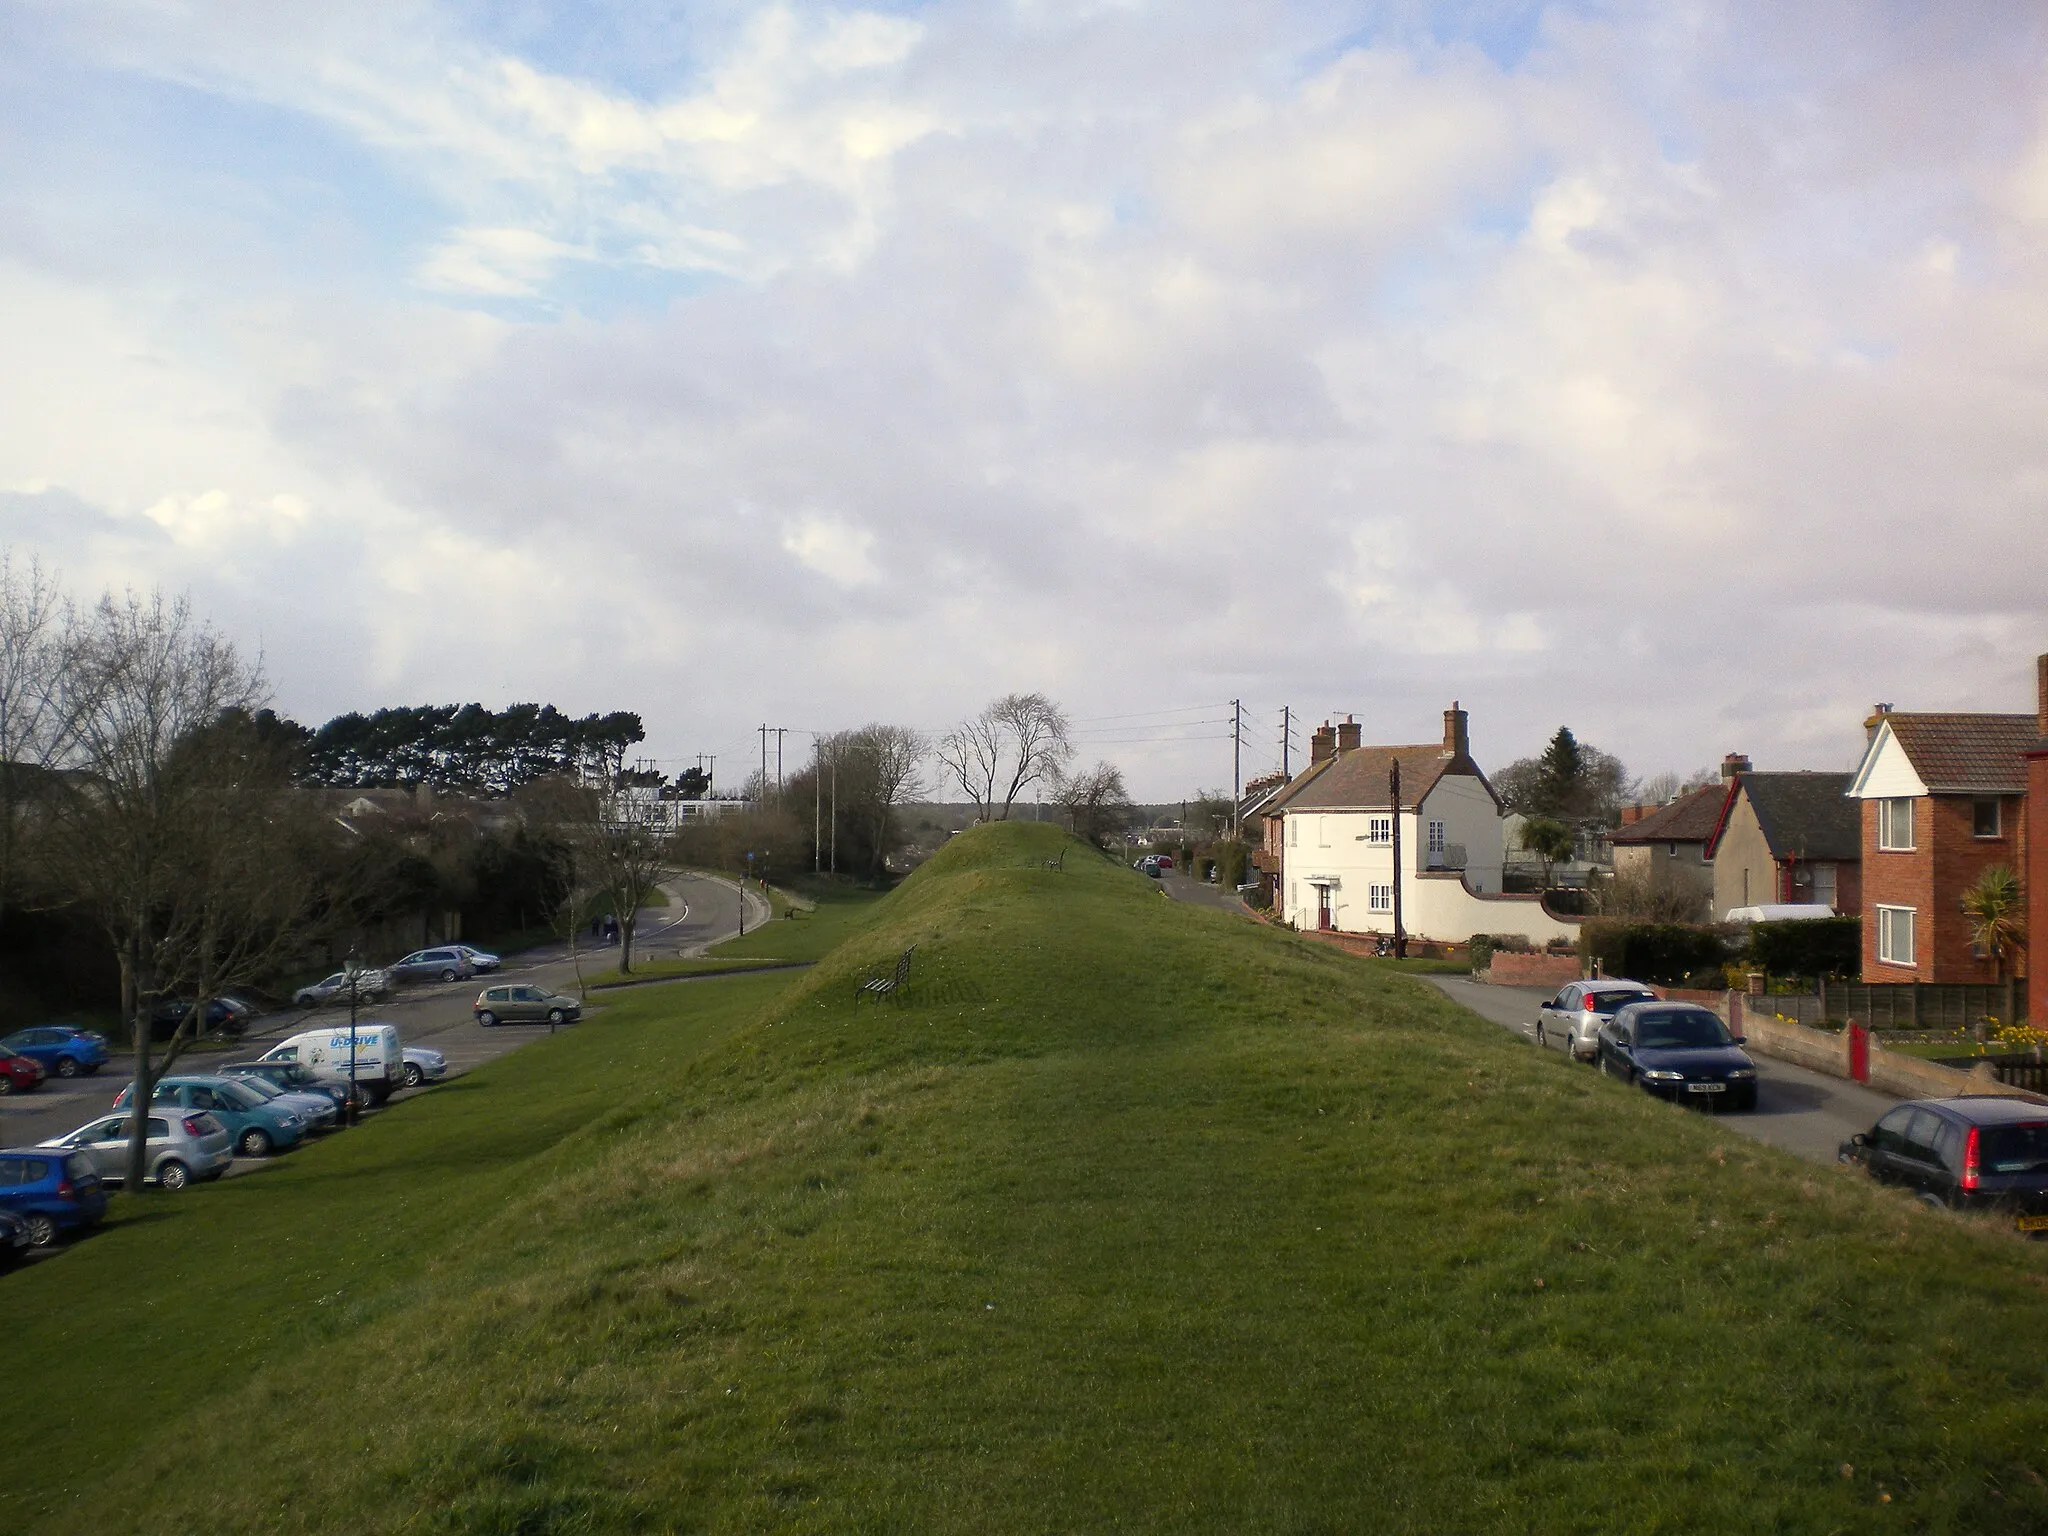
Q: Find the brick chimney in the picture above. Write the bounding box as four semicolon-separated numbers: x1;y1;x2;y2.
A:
1443;701;1470;760
1336;716;1362;753
2037;653;2048;740
1721;752;1751;781
1865;703;1892;743
1310;722;1338;766
2027;657;2048;1030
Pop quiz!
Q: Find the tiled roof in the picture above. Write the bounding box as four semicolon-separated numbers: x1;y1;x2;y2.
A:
1737;772;1860;862
1266;744;1479;813
1883;713;2035;794
1608;782;1729;845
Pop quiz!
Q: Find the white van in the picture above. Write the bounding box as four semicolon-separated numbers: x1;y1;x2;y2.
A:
259;1023;403;1105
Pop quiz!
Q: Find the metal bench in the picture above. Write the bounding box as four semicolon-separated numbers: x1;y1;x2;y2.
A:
855;944;915;1007
1043;849;1065;873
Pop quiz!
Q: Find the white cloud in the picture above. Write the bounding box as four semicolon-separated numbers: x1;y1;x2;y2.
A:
781;515;880;587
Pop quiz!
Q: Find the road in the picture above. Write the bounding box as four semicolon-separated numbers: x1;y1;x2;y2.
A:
0;871;757;1154
1425;975;1900;1165
1157;869;1249;911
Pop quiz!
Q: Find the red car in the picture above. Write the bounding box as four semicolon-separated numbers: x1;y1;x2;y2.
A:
0;1046;46;1095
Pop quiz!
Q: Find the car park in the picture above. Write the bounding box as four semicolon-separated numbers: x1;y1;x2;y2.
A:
0;1148;107;1246
1595;1002;1758;1111
1839;1097;2048;1231
0;1025;110;1078
0;1208;31;1268
149;996;257;1037
40;1111;232;1189
473;984;581;1028
0;1046;47;1095
257;1024;405;1106
1535;980;1661;1062
401;1046;447;1089
389;948;475;984
114;1076;308;1158
453;945;501;973
292;968;390;1008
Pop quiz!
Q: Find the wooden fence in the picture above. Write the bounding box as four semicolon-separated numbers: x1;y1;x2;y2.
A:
1753;980;2025;1032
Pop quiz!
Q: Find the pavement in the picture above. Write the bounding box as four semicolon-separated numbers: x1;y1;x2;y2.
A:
1425;975;1901;1165
0;870;755;1155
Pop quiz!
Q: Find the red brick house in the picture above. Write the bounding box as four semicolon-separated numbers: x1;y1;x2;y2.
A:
2028;657;2048;1024
1848;694;2035;985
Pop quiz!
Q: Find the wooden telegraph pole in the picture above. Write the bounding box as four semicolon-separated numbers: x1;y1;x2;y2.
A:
1389;759;1407;959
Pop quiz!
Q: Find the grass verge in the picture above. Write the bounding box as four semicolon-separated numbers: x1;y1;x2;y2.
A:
9;824;2048;1532
584;956;806;989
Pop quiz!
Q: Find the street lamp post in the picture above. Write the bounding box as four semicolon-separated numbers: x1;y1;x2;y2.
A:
345;948;362;1125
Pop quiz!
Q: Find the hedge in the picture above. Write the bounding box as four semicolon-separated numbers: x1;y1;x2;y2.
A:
1580;919;1737;988
1748;917;1860;981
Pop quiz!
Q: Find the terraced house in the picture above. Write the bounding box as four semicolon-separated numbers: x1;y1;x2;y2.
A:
1848;683;2036;986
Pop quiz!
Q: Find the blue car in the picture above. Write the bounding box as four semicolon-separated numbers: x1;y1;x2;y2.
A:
0;1025;111;1079
113;1076;308;1159
0;1146;108;1247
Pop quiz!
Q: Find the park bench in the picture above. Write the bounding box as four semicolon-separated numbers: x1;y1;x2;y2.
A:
855;944;915;1007
1043;848;1065;873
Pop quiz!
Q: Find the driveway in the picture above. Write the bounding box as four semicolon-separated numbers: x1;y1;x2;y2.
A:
1425;975;1900;1166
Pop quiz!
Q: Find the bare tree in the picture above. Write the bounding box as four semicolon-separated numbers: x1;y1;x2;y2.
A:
52;589;270;1190
0;551;81;920
1054;761;1133;850
937;693;1071;821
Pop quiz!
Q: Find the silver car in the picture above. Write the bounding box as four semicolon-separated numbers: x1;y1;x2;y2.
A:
1535;979;1660;1061
400;1046;447;1089
293;968;391;1008
388;948;475;984
41;1110;232;1190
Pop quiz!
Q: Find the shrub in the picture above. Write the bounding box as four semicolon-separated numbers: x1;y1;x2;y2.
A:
1581;919;1737;987
1214;841;1249;889
1747;917;1860;982
1468;935;1496;973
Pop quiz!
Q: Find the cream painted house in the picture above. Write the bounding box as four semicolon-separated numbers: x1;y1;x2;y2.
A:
1267;705;1580;948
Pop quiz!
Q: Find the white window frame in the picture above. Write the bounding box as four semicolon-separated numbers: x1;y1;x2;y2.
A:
1876;905;1916;968
1288;817;1297;848
1317;816;1329;850
1366;815;1392;846
1877;797;1916;852
1368;883;1393;913
1428;819;1446;854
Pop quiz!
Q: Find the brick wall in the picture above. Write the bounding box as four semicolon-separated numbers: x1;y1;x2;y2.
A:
2032;750;2048;1027
1483;951;1580;988
1861;794;2027;984
1861;797;1934;980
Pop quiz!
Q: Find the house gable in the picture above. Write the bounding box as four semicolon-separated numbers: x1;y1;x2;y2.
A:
1849;721;1929;800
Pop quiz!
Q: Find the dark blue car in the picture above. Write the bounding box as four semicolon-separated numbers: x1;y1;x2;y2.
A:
0;1025;111;1079
0;1147;109;1247
1596;1001;1759;1111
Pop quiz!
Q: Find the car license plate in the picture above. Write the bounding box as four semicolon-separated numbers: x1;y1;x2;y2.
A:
2016;1214;2048;1233
1686;1082;1726;1094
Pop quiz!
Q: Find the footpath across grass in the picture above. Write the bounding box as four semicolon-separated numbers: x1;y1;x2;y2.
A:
10;825;2048;1532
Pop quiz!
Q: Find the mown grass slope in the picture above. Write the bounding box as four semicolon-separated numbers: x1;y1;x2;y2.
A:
10;822;2048;1533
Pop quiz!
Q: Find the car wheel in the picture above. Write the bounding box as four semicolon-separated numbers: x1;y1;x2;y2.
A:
237;1127;273;1158
20;1213;57;1248
0;1076;13;1095
403;1062;423;1089
1917;1191;1946;1210
54;1055;79;1078
157;1159;189;1191
477;1010;497;1028
440;968;458;982
547;1008;566;1026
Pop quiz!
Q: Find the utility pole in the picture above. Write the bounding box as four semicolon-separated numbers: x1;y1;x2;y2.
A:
773;727;788;793
1231;698;1242;838
759;725;769;800
1281;706;1292;778
830;755;838;875
814;738;823;873
1389;759;1407;960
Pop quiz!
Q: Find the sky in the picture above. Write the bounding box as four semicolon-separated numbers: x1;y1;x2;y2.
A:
4;1;2047;800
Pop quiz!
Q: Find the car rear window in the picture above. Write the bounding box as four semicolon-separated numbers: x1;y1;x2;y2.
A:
1979;1123;2048;1175
64;1154;97;1183
192;1113;226;1135
1632;1010;1732;1049
1588;991;1656;1015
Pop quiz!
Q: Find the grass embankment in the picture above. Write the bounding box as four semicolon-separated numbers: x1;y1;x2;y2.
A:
585;956;803;989
10;824;2048;1531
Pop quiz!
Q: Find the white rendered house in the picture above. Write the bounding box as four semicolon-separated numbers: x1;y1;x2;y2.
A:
1268;705;1580;948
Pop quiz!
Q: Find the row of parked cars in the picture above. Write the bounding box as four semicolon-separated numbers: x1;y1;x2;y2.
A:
0;1025;448;1258
293;945;501;1008
1535;979;2048;1234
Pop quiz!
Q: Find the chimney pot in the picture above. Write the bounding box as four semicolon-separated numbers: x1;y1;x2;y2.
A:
1721;752;1751;780
1865;703;1893;743
1443;702;1470;760
1310;722;1338;766
1335;717;1362;753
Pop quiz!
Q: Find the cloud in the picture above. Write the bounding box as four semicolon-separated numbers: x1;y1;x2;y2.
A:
3;2;2048;795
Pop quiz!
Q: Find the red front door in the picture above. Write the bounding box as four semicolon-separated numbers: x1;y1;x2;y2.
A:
1317;886;1334;931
